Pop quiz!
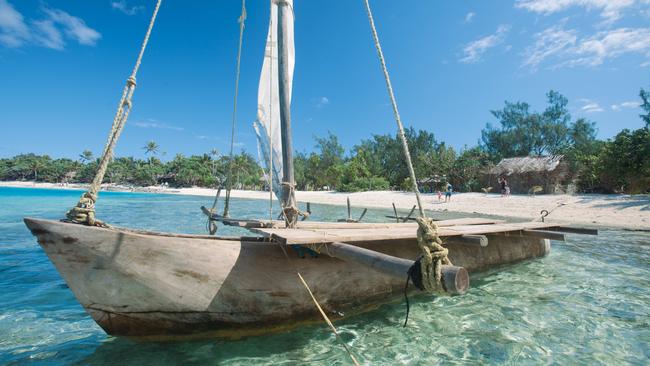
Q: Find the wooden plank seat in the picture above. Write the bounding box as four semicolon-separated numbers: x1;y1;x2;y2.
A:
250;222;590;245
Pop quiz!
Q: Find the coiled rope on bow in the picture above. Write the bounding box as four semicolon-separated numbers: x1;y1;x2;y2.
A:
66;0;162;226
363;0;450;294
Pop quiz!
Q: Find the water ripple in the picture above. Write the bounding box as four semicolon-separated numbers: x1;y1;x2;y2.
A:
0;187;648;365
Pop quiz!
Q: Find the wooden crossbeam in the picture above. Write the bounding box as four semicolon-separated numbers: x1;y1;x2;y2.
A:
252;222;563;245
522;229;566;241
496;229;566;241
544;226;598;235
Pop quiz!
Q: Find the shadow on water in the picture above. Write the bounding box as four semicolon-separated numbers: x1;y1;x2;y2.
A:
76;327;332;366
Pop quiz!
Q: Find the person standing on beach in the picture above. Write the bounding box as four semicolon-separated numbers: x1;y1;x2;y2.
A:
445;182;453;202
500;177;507;197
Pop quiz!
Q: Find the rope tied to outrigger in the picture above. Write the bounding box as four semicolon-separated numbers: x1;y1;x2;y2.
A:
412;217;451;292
363;0;451;295
66;0;162;226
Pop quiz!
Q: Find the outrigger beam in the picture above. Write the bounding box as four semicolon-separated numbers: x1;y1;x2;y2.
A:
544;226;598;235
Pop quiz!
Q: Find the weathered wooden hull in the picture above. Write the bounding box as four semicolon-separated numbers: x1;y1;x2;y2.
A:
24;218;550;338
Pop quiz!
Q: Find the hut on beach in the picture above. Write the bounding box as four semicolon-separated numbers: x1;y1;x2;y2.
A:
486;155;570;194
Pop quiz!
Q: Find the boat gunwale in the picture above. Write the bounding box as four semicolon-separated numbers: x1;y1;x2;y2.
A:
24;217;266;243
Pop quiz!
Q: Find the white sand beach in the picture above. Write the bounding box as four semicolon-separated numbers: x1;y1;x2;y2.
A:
2;181;648;230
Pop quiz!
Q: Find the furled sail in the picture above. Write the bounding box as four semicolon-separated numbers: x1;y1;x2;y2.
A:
253;0;294;201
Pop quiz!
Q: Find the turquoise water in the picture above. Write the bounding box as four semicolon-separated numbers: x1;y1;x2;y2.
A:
0;186;648;365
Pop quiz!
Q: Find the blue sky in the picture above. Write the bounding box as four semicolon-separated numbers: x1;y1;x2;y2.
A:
1;0;649;160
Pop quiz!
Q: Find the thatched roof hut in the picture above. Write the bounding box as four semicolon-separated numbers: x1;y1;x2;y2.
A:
487;155;570;194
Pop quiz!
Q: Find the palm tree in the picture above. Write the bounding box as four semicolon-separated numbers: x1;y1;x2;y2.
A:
209;148;220;179
143;141;160;167
79;150;94;163
29;158;45;182
143;141;159;156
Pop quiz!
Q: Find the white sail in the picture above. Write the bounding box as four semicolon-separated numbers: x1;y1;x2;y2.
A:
254;0;295;201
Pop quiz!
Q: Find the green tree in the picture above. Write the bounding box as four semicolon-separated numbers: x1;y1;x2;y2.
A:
481;90;571;160
599;128;650;193
640;88;650;128
450;146;492;192
79;150;94;163
133;158;164;186
29;155;54;181
339;153;389;192
304;132;346;189
293;152;308;190
209;148;221;183
143;141;159;157
106;157;136;184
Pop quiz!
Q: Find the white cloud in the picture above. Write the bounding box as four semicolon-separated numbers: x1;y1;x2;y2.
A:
522;25;650;69
0;0;30;47
315;96;330;108
43;8;101;46
464;12;476;23
32;20;63;50
523;25;577;69
611;100;641;110
567;28;650;66
515;0;641;23
580;98;604;113
0;1;100;50
133;119;184;131
111;1;144;16
460;24;510;63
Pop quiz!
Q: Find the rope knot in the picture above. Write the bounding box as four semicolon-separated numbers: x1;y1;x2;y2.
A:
410;216;452;293
65;192;101;226
280;181;309;227
126;76;137;87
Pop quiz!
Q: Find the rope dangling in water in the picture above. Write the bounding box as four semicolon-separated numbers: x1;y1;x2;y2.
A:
66;0;163;225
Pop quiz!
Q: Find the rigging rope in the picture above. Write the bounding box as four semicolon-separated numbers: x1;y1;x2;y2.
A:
223;0;247;218
363;0;451;295
362;0;424;218
66;0;162;225
276;243;361;366
268;9;274;222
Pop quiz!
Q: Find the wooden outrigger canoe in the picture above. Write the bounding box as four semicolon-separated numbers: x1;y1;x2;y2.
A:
23;216;594;338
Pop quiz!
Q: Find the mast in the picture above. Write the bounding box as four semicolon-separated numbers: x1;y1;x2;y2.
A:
276;0;297;226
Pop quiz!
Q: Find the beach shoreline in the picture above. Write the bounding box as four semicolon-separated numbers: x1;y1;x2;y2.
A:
2;181;648;230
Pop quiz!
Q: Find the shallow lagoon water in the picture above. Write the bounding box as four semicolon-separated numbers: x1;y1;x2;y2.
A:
0;186;648;365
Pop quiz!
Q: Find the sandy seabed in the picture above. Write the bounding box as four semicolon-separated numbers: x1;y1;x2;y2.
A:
2;181;648;230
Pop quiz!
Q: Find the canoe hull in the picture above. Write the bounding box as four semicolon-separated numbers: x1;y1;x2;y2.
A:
24;218;549;338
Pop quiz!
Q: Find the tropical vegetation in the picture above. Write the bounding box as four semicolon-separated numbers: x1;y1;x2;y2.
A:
1;89;648;194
